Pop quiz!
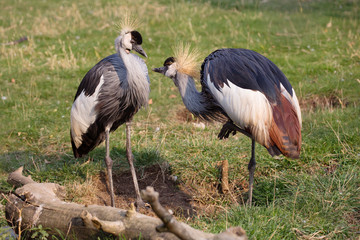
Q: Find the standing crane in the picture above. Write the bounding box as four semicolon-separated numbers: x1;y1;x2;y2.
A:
70;22;150;208
153;45;301;205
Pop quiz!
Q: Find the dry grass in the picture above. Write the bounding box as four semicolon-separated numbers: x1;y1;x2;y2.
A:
44;40;81;70
173;43;201;79
299;93;349;112
65;172;99;205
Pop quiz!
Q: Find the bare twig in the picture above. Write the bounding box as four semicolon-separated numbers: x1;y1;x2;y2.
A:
221;160;230;194
2;36;28;46
7;167;35;187
141;186;248;240
142;186;197;239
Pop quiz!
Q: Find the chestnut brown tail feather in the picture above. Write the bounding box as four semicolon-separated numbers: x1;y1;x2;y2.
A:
267;95;301;159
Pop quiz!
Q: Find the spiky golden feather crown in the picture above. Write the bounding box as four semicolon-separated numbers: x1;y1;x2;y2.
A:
115;13;140;35
172;43;201;79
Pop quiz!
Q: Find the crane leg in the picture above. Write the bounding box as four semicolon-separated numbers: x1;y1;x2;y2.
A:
126;120;145;209
104;127;115;207
247;139;256;206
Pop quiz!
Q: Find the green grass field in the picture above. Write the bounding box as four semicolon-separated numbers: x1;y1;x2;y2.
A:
1;0;359;239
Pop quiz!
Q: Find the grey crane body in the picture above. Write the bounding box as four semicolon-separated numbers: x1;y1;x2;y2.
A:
71;53;148;157
70;30;149;207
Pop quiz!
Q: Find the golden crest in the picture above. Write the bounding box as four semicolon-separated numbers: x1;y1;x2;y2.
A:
115;13;140;34
173;43;201;79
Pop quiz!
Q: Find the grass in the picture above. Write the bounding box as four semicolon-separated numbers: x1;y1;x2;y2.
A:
1;0;359;239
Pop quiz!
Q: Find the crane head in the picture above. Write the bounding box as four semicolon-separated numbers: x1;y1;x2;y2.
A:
153;43;200;79
116;30;147;58
153;57;177;78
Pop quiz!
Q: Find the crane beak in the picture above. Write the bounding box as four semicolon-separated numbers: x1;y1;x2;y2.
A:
152;66;166;74
133;44;147;58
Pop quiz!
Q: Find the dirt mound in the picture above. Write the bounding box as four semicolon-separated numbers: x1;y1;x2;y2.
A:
86;164;195;217
176;107;203;123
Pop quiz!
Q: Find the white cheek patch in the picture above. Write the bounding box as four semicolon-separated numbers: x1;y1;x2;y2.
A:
165;63;177;78
122;33;132;51
207;74;273;145
70;75;105;148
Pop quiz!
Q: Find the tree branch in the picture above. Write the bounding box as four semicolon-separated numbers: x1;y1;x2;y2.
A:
7;166;35;187
6;167;247;240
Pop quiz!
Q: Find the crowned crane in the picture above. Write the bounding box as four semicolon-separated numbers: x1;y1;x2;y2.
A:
70;23;150;208
153;45;301;205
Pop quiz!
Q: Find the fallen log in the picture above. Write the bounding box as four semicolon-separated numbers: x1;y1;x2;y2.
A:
5;167;247;240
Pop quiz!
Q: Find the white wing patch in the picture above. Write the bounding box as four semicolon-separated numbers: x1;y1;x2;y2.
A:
207;74;273;146
291;89;302;127
280;83;302;127
70;76;104;148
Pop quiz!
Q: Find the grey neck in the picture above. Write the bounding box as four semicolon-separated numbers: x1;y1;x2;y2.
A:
173;72;208;116
117;39;150;108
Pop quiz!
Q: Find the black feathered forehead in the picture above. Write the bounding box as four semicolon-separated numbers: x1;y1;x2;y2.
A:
131;31;142;44
163;57;176;66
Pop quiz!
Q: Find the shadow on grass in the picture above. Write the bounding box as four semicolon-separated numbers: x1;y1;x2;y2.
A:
0;147;164;184
1;147;195;218
251;177;292;206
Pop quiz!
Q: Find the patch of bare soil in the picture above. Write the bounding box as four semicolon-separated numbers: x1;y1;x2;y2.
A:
346;210;360;234
299;94;349;111
74;162;249;219
84;164;195;218
176;107;203;123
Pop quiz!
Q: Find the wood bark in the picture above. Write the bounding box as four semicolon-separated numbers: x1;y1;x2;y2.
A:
5;167;247;240
221;160;230;194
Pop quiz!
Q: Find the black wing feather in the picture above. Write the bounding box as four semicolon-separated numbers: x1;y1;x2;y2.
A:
201;48;293;103
74;53;126;101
